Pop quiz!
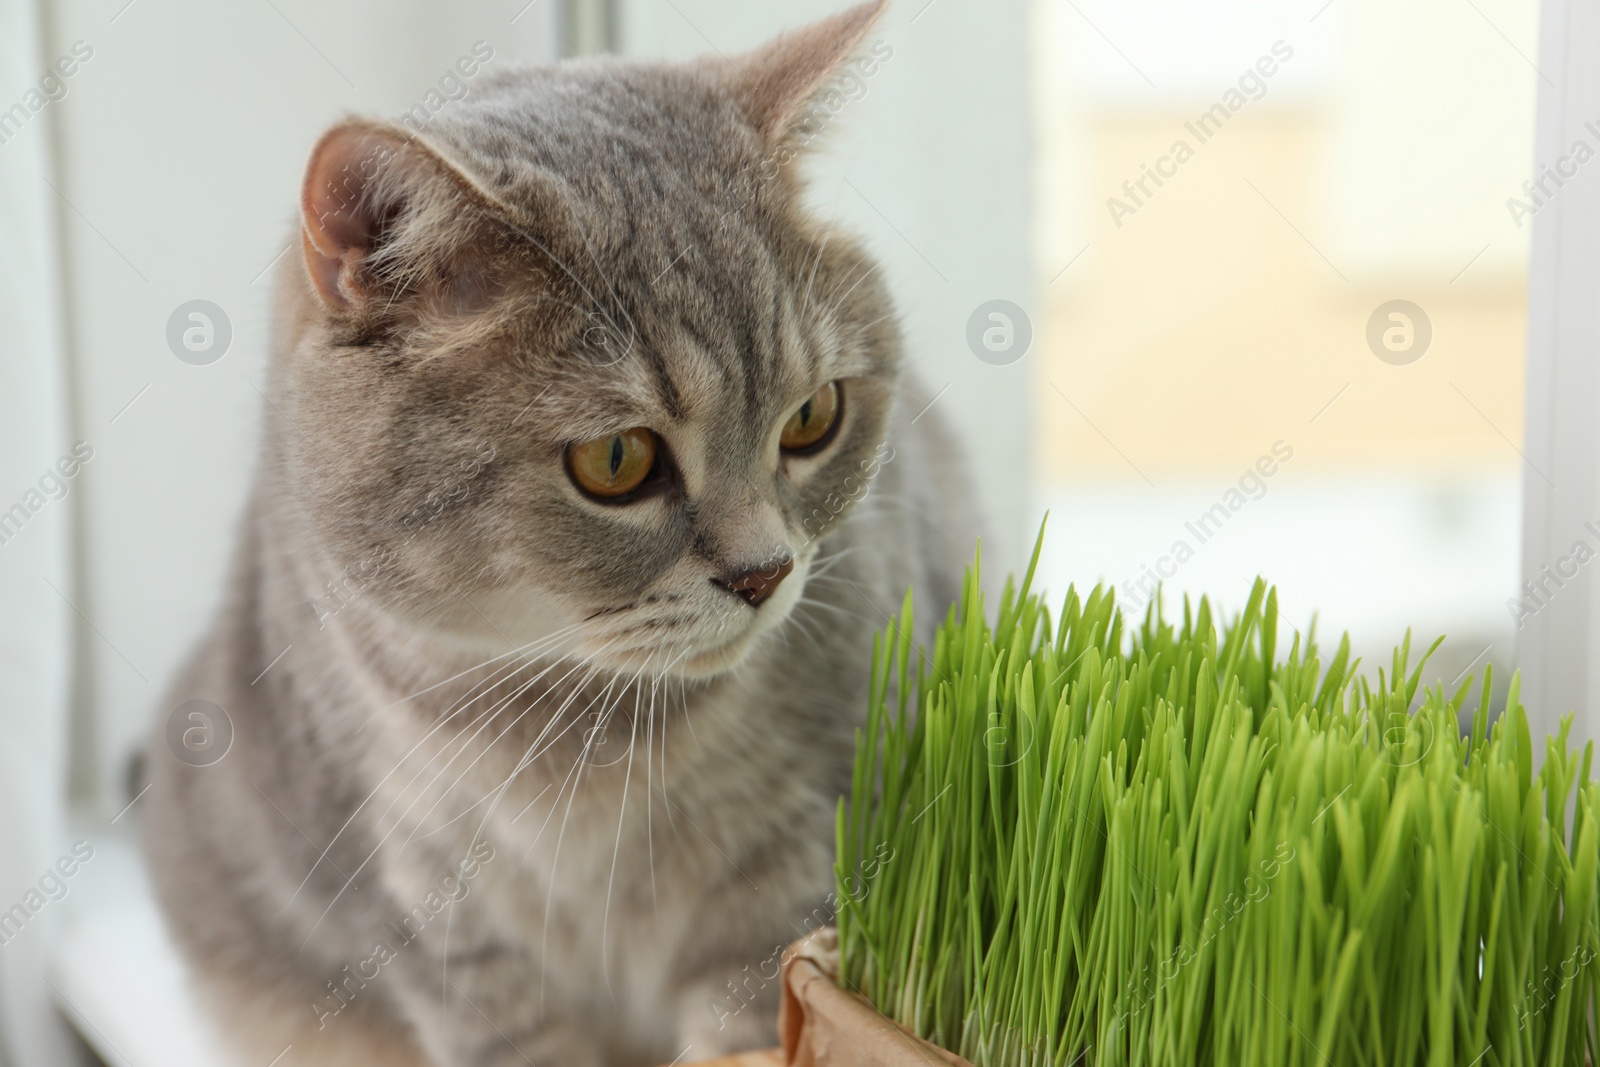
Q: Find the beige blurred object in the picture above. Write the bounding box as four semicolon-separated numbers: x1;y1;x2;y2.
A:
1040;111;1526;478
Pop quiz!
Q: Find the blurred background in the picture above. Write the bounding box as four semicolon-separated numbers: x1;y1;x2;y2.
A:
0;0;1573;1062
1031;0;1534;692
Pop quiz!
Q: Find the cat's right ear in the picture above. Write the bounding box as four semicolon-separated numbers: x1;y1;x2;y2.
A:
301;123;397;308
299;121;480;310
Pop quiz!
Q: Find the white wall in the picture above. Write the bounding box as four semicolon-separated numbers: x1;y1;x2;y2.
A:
0;0;78;1058
39;0;561;810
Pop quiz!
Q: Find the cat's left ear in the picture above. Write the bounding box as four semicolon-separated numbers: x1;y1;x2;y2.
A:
726;0;889;147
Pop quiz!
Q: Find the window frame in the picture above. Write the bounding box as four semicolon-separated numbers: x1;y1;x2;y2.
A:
1517;0;1600;747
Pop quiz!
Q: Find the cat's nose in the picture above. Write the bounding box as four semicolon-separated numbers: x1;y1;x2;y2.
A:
715;556;795;607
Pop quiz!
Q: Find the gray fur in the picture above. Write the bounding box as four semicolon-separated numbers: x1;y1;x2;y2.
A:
144;6;976;1064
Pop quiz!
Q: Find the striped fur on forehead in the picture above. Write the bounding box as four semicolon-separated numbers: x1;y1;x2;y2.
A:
489;234;889;451
435;75;877;275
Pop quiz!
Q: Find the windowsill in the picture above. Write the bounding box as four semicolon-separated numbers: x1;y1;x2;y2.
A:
52;824;240;1067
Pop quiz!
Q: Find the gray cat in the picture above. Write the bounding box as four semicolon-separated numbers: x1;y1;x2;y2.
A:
144;3;976;1064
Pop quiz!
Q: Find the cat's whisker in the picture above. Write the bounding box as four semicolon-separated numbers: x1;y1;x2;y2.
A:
280;639;569;912
531;653;654;1010
798;227;834;323
297;636;610;948
510;689;612;875
636;654;688;847
437;644;660;1005
435;688;586;1006
853;489;916;510
807;545;860;579
411;785;501;840
398;628;649;852
781;611;829;658
508;678;622;876
600;645;675;1004
509;640;655;771
657;675;686;839
643;670;661;926
371;626;584;765
854;308;898;333
361;619;585;731
818;255;879;321
795;594;876;626
804;572;875;589
298;679;539;932
305;647;615;953
397;657;589;850
414;626;584;727
493;209;643;365
425;637;624;1002
510;781;552;824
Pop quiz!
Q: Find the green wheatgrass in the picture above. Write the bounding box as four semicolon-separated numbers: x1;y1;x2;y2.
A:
835;530;1600;1066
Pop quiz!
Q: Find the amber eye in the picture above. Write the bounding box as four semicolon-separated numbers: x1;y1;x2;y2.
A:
567;428;657;499
780;382;841;452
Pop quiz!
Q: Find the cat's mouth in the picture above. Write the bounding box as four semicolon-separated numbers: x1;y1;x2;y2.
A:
677;624;763;677
594;622;756;679
589;555;811;680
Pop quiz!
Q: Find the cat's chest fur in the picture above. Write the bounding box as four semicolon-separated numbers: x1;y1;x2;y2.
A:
145;416;970;1067
356;582;863;1040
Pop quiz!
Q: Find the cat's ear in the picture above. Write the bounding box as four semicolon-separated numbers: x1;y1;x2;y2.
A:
299;120;483;310
728;0;888;145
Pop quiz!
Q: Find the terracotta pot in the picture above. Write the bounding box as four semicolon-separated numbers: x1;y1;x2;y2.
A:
777;928;972;1067
678;928;970;1067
